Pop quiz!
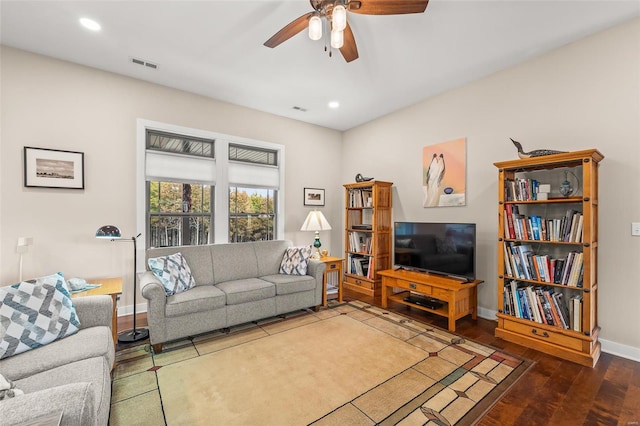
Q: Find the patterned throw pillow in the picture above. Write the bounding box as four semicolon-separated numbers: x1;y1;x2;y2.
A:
148;252;196;296
0;272;81;360
279;246;313;275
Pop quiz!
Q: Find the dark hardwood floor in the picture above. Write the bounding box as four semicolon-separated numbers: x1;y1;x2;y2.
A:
117;289;640;425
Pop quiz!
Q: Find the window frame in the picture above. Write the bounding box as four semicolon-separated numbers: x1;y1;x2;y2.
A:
137;119;285;254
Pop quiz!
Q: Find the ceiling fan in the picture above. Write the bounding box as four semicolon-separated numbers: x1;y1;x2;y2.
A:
264;0;429;63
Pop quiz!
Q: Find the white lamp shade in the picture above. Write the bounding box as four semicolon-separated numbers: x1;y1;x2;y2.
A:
330;28;344;49
332;4;347;32
309;15;323;41
300;210;332;232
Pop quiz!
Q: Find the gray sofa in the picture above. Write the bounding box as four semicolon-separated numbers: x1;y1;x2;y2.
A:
0;295;115;426
141;240;326;353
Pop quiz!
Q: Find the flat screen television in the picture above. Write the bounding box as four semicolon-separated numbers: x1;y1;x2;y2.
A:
393;222;476;282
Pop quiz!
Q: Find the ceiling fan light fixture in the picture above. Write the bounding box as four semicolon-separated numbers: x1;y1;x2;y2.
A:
330;28;344;49
332;3;347;31
309;15;323;41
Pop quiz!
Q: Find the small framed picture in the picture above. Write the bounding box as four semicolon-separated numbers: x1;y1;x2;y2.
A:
24;147;85;189
303;188;325;206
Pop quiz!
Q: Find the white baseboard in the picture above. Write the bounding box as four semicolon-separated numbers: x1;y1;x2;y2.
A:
117;302;147;317
477;307;498;321
476;308;640;363
600;338;640;362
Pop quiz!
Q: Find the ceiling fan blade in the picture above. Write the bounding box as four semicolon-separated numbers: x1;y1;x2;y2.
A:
349;0;429;15
264;12;313;48
340;22;359;63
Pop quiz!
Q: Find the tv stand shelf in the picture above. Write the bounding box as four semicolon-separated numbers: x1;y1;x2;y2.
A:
379;269;483;332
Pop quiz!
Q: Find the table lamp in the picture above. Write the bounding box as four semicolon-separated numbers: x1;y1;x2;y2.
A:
96;225;149;343
300;210;332;259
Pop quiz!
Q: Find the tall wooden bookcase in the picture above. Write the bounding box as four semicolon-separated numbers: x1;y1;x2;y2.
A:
344;180;393;297
494;149;603;367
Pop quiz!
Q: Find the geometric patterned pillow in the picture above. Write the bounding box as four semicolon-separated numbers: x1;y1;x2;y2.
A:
0;272;80;360
279;246;313;276
147;252;196;296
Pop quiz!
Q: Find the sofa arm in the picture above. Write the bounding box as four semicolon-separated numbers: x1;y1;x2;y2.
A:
306;260;326;306
73;295;112;330
0;382;95;426
307;259;326;282
141;271;167;318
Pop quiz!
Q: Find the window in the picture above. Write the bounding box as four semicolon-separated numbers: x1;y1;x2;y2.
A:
138;119;284;249
148;181;213;247
229;186;276;242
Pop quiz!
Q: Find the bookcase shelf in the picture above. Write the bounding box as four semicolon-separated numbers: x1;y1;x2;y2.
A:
343;180;393;297
494;149;603;367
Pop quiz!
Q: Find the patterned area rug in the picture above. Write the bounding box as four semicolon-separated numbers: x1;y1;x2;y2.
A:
109;301;532;425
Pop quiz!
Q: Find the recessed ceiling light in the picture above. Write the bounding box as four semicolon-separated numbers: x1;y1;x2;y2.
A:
80;18;101;31
328;101;340;109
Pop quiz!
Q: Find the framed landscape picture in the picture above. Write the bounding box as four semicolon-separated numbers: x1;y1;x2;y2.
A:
303;188;325;206
24;147;85;189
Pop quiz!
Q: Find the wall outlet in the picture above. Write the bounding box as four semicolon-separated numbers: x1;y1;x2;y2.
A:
632;223;640;236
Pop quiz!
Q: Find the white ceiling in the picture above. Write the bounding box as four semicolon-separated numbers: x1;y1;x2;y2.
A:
1;1;638;131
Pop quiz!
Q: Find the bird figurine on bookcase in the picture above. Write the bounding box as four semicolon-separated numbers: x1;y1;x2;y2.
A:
511;138;565;159
355;173;373;182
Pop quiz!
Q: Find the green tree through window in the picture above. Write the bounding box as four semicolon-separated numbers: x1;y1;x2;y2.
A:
148;181;212;247
229;186;276;242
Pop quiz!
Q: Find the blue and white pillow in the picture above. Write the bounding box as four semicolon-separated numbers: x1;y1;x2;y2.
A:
0;272;80;360
148;252;196;296
279;246;313;275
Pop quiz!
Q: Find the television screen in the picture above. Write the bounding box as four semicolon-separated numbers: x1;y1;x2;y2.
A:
393;222;476;281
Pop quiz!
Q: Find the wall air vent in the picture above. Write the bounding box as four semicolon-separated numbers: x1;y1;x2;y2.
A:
131;57;158;69
292;106;307;112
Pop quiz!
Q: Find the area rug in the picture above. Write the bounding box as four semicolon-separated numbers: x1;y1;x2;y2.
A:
109;300;532;425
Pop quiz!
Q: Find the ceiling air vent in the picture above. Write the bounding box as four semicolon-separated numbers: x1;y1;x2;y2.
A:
292;106;307;112
131;57;158;69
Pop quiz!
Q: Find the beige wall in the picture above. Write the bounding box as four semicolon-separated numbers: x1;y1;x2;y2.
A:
0;46;343;311
342;18;640;354
1;18;638;356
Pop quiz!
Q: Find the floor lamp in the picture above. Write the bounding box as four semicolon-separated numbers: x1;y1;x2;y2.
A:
96;225;149;343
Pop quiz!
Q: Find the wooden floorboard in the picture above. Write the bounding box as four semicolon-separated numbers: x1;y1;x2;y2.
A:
116;288;640;425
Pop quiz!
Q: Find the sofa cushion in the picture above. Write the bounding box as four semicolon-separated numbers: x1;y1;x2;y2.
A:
148;252;197;296
147;245;215;286
279;246;313;275
0;325;114;382
0;273;80;360
210;243;259;283
165;285;226;318
253;240;293;276
260;274;316;295
15;356;111;426
216;278;276;305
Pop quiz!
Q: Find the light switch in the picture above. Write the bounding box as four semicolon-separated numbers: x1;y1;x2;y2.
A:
632;223;640;236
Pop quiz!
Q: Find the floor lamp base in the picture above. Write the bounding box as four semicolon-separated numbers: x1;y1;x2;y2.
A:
117;328;149;343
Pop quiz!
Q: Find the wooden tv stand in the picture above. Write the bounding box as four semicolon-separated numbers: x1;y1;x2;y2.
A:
379;269;483;332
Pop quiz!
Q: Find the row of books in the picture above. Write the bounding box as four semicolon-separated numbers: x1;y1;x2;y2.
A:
504;242;584;287
348;254;374;279
504;178;543;201
503;281;582;331
348;231;372;254
348;189;373;208
504;205;584;243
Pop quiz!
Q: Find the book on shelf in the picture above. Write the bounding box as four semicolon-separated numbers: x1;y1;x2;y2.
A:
505;281;579;331
504;242;583;286
570;295;583;332
503;207;583;243
348;188;373;208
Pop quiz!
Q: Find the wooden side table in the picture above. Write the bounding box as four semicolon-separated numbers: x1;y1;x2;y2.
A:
319;256;343;306
71;277;122;345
